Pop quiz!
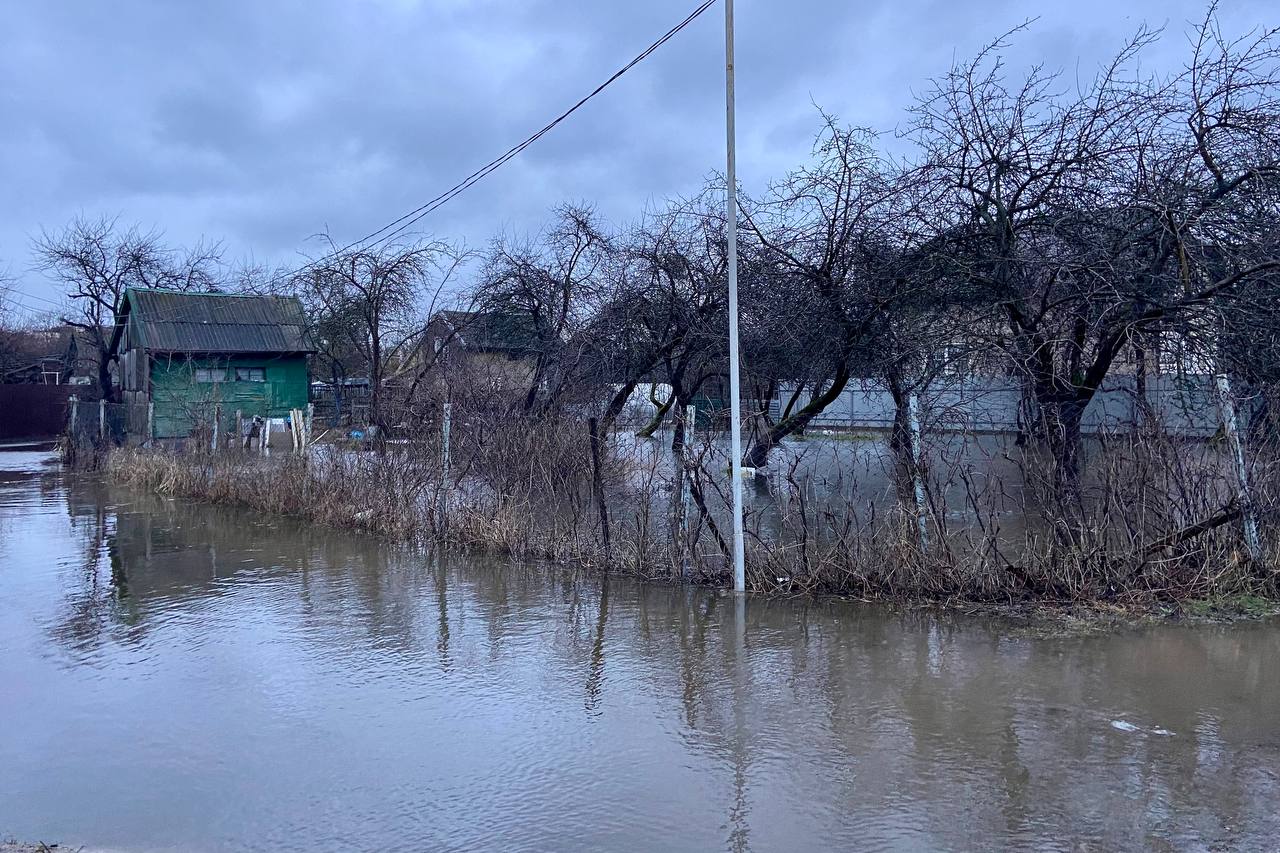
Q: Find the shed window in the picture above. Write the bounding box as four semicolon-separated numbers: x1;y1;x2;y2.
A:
195;368;227;383
236;367;266;382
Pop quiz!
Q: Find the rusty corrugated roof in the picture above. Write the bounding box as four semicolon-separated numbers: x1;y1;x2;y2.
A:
125;288;315;354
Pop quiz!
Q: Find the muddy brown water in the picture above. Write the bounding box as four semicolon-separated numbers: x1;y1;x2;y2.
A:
1;450;1277;852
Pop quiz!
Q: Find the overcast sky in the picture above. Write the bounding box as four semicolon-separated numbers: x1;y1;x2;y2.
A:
0;0;1271;316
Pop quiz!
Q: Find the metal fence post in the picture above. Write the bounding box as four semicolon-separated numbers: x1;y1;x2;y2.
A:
908;393;930;553
1215;374;1263;561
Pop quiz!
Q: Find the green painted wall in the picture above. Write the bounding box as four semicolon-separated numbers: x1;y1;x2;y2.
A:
150;355;309;438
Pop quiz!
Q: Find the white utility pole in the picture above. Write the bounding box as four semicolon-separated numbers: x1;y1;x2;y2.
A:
724;0;746;593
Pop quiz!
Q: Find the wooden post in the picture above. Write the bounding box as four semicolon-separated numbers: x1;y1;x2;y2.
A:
1215;374;1263;561
98;398;106;442
305;403;314;449
146;401;154;448
212;404;221;452
69;395;78;435
235;410;243;451
259;417;269;455
908;393;930;553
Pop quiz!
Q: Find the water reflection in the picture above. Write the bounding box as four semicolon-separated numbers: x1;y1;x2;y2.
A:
0;454;1276;852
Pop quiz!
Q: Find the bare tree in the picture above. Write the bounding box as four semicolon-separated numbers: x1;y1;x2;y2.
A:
908;14;1280;490
34;215;223;400
472;204;612;416
587;191;729;436
292;235;462;432
740;118;912;467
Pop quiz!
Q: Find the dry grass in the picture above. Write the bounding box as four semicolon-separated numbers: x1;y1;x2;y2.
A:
103;413;1280;610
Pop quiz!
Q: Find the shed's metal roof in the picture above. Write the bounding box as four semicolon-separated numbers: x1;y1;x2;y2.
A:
125;288;315;354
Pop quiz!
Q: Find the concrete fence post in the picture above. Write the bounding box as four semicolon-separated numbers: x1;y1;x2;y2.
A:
98;399;106;442
69;396;78;435
1215;374;1263;561
146;402;154;448
679;403;696;576
235;410;243;451
212;404;221;452
438;402;452;533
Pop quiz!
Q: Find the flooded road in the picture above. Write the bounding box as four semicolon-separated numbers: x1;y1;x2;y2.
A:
1;450;1277;852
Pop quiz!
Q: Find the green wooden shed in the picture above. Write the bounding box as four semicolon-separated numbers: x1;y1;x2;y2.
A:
115;288;315;439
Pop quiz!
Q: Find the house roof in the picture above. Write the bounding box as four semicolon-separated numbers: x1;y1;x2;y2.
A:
123;288;315;354
435;309;540;355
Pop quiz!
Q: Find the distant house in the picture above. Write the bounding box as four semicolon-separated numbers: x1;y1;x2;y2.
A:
426;310;540;361
114;288;315;438
423;309;541;395
0;324;85;385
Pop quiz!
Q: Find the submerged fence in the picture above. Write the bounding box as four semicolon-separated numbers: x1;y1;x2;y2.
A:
771;375;1226;437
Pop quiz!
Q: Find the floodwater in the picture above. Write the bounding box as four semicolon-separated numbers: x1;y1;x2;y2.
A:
620;429;1235;530
1;449;1277;852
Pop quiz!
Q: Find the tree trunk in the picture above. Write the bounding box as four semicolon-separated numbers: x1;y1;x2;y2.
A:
884;371;916;507
1040;395;1087;504
635;386;674;438
1133;340;1155;429
97;354;114;403
331;362;344;428
743;364;851;469
370;333;383;432
597;377;638;436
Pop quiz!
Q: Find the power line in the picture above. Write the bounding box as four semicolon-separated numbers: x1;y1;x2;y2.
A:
277;0;718;283
0;291;62;317
15;0;720;328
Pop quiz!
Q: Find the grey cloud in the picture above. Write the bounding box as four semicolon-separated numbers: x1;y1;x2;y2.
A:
1;0;1273;310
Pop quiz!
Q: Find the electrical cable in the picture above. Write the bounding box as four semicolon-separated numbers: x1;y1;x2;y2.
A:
14;1;721;330
273;0;718;282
